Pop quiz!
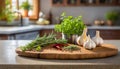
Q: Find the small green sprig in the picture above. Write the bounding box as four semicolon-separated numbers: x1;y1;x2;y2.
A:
63;45;80;51
36;46;41;51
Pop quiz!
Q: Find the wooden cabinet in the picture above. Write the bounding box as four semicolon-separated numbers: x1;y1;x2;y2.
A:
88;29;120;40
52;0;66;6
0;0;5;12
116;0;120;5
98;0;115;6
0;35;8;40
99;30;120;39
79;0;97;6
66;0;78;6
51;0;119;6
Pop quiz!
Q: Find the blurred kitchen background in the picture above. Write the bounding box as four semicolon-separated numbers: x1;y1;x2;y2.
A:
0;0;120;40
41;0;120;25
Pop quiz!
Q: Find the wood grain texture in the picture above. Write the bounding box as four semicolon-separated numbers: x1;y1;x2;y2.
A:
51;0;118;6
0;0;5;14
29;0;40;20
88;29;120;40
0;34;8;40
16;44;118;59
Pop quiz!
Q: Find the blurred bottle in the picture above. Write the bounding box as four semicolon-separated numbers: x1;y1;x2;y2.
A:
36;12;50;25
89;0;93;4
49;10;52;24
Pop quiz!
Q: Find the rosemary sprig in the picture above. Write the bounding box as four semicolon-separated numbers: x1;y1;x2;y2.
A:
20;33;67;52
63;45;80;51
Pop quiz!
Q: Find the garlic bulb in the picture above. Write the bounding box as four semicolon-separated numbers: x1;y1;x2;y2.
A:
92;31;104;46
84;35;96;50
76;28;88;46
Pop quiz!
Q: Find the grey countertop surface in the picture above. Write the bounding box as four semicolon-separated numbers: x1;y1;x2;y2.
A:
0;25;120;34
0;25;54;34
0;40;120;69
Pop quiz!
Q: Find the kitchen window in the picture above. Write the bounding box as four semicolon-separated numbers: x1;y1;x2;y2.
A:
11;0;40;20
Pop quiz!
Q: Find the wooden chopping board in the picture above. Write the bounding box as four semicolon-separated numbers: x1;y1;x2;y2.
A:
16;44;118;59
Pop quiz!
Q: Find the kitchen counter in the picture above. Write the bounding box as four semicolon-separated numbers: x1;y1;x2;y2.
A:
0;25;54;40
88;26;120;30
0;25;120;34
0;40;120;69
0;25;54;34
0;25;120;40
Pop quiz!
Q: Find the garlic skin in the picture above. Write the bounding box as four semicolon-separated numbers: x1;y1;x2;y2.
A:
76;36;81;45
84;35;96;50
92;31;104;46
76;28;88;46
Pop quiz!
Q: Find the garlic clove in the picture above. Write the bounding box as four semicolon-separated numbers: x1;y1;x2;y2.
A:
92;31;104;46
76;28;88;46
84;35;96;50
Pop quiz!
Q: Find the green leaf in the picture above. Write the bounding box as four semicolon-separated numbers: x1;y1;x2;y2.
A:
36;46;41;51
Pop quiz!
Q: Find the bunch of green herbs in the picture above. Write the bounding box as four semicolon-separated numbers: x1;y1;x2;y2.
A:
20;33;67;52
55;12;86;36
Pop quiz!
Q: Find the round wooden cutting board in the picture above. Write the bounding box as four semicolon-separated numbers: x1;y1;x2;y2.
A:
16;44;118;59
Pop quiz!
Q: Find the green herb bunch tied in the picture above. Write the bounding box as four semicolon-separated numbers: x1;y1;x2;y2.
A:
55;12;86;36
